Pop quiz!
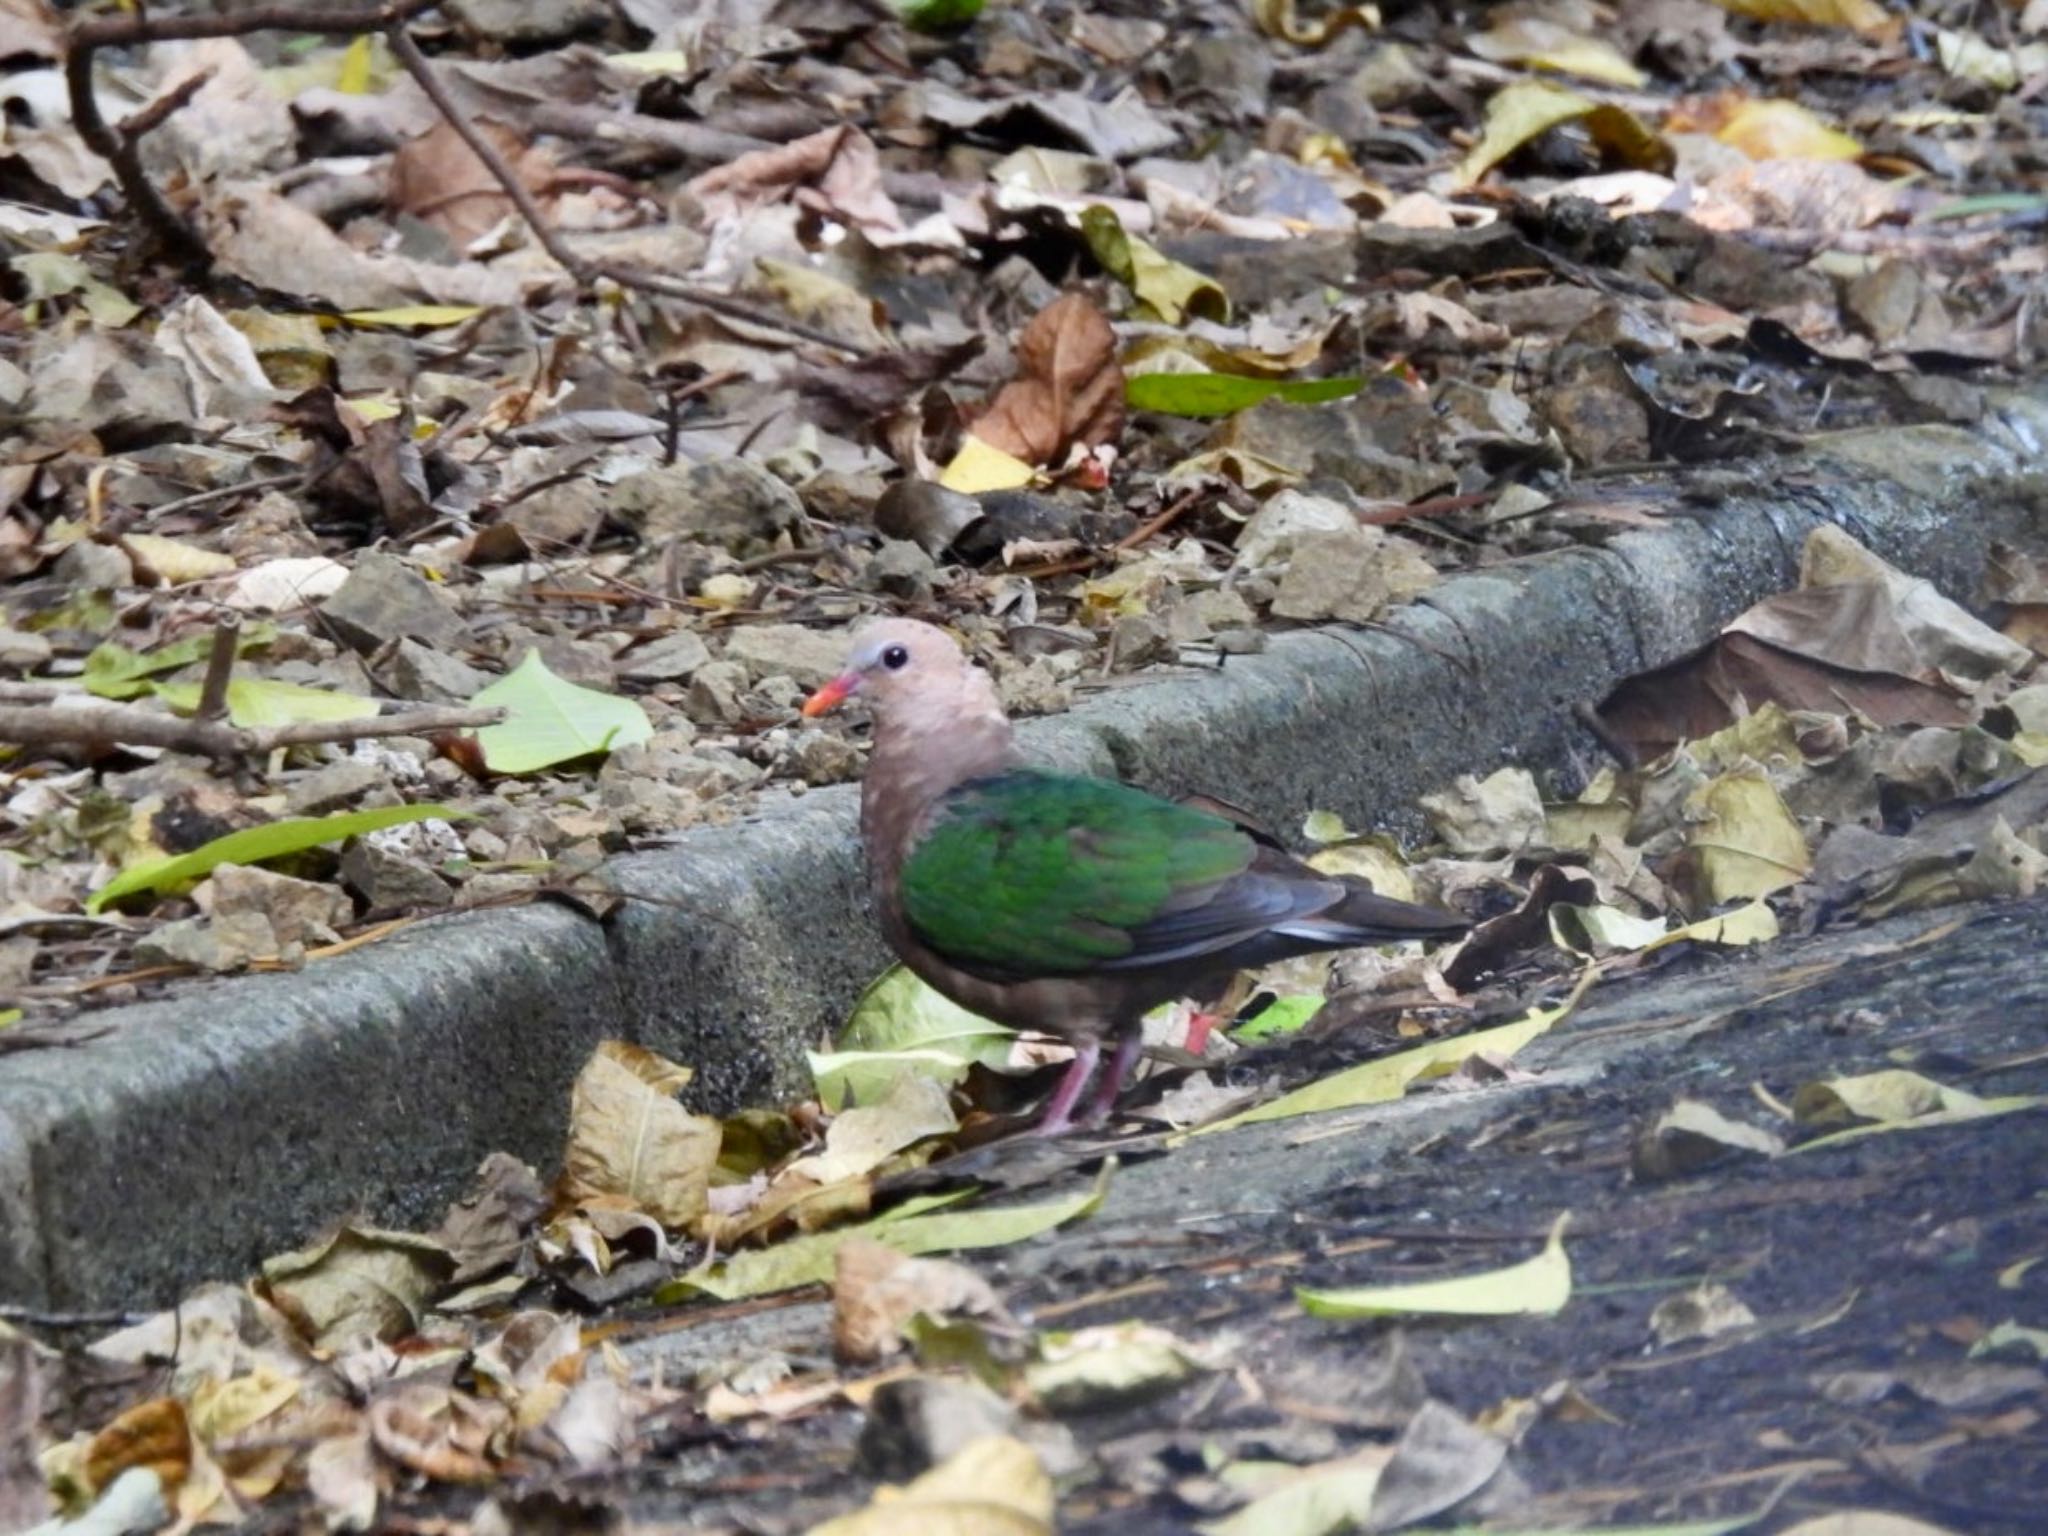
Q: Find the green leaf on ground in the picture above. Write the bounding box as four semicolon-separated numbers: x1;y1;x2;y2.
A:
1229;995;1324;1043
471;649;653;773
887;0;985;28
151;677;379;729
1080;205;1230;325
85;625;277;700
1126;373;1362;417
812;963;1018;1111
662;1160;1113;1302
1297;1213;1573;1319
87;803;468;912
0;1009;18;1029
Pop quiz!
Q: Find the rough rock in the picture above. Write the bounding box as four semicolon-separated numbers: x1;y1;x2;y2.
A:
619;629;712;682
339;839;454;912
610;458;804;555
318;552;468;653
283;758;387;815
389;637;493;702
200;863;351;946
1271;527;1439;624
720;624;849;689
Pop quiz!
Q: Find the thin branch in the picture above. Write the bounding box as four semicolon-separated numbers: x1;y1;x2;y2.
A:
64;0;441;264
194;614;240;723
0;699;505;759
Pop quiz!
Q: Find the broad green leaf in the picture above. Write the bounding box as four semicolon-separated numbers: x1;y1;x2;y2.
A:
1179;969;1596;1142
87;803;468;912
1080;205;1228;326
813;964;1017;1110
471;650;652;774
662;1161;1112;1302
85;625;276;700
1230;995;1324;1044
1125;373;1362;418
151;677;378;730
338;305;486;329
1298;1213;1572;1319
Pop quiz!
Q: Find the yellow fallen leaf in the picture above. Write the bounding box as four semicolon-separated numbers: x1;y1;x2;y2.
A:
1080;205;1229;326
806;1435;1053;1536
1468;16;1647;88
1713;0;1890;32
1458;79;1672;187
1178;968;1596;1141
1682;767;1811;904
121;533;236;585
1251;0;1379;46
939;435;1036;493
561;1041;720;1228
1793;1068;1989;1126
1716;99;1862;160
1298;1213;1572;1318
667;1162;1112;1302
338;305;487;329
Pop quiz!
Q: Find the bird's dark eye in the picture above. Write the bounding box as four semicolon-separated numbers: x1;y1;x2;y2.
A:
881;644;910;671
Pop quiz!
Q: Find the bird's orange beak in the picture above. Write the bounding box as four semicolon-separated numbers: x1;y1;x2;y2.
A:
802;671;860;717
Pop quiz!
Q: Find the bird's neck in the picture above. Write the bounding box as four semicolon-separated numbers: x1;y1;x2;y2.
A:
861;664;1018;868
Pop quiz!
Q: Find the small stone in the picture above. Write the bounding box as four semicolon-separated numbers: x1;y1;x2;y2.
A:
338;839;454;912
319;552;467;653
0;628;53;673
863;538;937;599
792;729;863;785
54;539;134;589
0;935;37;990
720;624;848;689
1109;612;1174;670
598;774;701;834
993;655;1072;716
284;758;387;815
685;660;748;724
1843;259;1923;345
1183;585;1258;632
1271;527;1438;624
390;637;492;702
459;870;545;905
610;458;804;555
134;911;277;973
201;863;351;947
1234;490;1357;571
618;629;712;682
857;1376;1023;1482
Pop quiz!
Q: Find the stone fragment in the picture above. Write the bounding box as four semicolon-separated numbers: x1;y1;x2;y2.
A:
1270;527;1437;623
618;629;712;682
318;552;466;652
389;637;492;702
720;624;849;689
609;458;803;555
54;540;133;589
284;759;387;815
339;839;453;912
863;539;936;599
0;629;53;672
792;729;863;785
201;863;351;946
685;660;748;724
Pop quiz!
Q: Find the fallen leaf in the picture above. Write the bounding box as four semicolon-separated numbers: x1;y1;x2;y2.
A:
971;293;1125;469
1297;1213;1572;1319
805;1435;1053;1536
471;650;654;774
833;1238;1005;1363
260;1226;453;1350
561;1041;722;1228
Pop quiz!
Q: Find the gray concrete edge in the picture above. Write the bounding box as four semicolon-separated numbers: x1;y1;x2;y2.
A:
5;394;2045;1308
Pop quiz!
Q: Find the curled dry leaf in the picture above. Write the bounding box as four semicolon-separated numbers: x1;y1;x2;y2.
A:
560;1040;722;1228
689;125;903;233
971;293;1125;468
832;1237;1006;1364
366;1382;510;1485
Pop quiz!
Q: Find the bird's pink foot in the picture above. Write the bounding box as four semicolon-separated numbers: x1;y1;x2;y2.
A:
1079;1033;1145;1126
1183;1009;1220;1055
1033;1040;1100;1136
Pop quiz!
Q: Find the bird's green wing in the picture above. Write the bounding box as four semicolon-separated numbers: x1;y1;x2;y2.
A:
898;771;1262;977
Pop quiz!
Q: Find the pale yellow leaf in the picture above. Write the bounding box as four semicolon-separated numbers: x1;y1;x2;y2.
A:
1298;1213;1572;1318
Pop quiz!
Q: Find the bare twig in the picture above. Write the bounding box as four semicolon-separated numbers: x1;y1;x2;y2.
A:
64;0;441;263
0;699;505;759
0;1304;153;1330
194;614;240;723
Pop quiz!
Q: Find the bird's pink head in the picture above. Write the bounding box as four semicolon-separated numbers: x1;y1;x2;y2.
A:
801;618;972;721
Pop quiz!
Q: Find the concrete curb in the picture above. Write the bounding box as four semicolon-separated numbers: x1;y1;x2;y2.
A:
6;396;2046;1308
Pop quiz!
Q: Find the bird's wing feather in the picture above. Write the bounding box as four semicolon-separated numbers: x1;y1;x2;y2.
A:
899;771;1304;979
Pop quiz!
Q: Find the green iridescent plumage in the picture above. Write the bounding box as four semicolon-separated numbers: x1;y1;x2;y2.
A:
898;770;1253;976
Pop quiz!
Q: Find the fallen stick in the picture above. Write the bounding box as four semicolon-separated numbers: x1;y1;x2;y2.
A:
0;698;505;759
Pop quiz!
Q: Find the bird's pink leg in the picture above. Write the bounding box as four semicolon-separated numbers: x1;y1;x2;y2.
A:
1183;1010;1219;1055
1034;1040;1100;1136
1081;1032;1145;1126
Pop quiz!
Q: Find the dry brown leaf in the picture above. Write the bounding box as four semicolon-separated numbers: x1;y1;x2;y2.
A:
388;119;555;249
85;1397;192;1497
832;1237;1006;1364
973;293;1125;468
688;126;903;233
561;1041;722;1228
366;1383;510;1484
